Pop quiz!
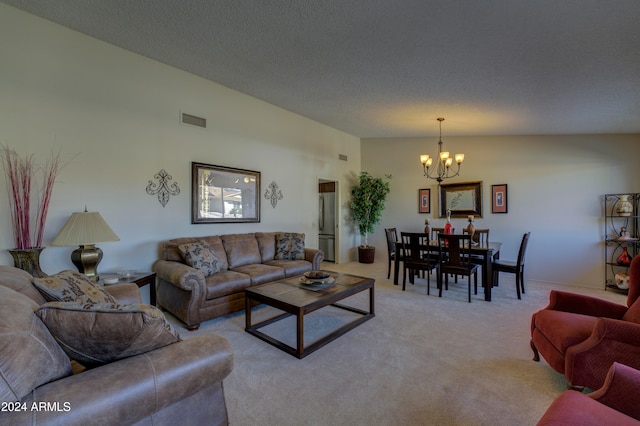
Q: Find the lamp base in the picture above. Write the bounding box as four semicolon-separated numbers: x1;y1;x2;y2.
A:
70;244;103;280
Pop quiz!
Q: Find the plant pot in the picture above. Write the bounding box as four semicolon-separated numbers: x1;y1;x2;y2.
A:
358;246;376;264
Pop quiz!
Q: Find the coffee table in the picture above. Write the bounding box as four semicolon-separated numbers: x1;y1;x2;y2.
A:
245;272;375;359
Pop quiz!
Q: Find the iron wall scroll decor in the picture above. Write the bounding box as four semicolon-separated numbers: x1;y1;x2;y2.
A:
264;181;283;208
146;169;180;207
438;181;483;218
191;162;261;223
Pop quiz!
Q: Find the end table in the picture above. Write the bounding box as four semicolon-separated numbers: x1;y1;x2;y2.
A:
98;271;157;306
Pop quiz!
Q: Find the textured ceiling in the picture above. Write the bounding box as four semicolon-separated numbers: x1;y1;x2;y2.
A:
3;0;640;137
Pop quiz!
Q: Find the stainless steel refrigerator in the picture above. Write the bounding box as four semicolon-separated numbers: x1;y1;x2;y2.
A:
318;191;336;262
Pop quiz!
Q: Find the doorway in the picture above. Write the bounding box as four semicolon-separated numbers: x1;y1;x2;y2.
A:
318;179;339;263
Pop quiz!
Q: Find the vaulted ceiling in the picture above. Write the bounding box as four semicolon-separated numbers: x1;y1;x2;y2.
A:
4;0;640;137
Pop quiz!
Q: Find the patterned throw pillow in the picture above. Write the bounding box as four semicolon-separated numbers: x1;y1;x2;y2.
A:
274;232;305;260
32;270;117;304
36;302;182;368
178;240;220;276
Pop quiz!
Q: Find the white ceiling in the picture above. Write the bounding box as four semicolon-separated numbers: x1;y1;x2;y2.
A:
4;0;640;138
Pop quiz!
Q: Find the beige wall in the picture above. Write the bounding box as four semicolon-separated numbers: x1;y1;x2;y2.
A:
0;4;361;290
362;135;640;289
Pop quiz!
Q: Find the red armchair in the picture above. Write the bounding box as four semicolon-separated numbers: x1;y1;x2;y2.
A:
530;255;640;390
537;362;640;425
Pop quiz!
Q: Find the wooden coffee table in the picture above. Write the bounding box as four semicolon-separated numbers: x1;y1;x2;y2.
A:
245;272;375;359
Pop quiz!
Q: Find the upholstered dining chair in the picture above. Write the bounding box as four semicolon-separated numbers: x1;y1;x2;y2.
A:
400;232;440;294
530;254;640;391
493;232;530;299
437;233;480;302
385;228;402;279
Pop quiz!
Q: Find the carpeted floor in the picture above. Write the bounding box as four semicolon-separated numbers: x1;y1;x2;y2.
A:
167;259;627;426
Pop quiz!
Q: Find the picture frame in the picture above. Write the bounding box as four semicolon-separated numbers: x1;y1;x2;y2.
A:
191;162;261;223
418;188;431;214
438;181;482;218
492;184;508;214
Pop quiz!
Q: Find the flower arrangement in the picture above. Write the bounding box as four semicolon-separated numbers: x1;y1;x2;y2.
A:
1;145;64;250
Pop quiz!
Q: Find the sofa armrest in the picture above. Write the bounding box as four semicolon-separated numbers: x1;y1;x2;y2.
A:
546;290;628;318
10;334;233;426
154;260;206;291
304;248;324;270
589;362;640;420
566;318;640;389
103;283;142;304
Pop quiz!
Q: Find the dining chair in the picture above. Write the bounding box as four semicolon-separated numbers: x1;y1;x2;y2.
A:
492;232;530;299
437;233;480;302
384;228;402;279
463;228;489;245
430;227;455;241
400;232;440;294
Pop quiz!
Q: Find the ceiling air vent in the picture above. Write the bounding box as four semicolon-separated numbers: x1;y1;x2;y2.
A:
181;112;207;128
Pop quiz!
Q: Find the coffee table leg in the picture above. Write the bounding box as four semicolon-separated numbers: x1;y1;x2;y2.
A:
370;286;375;315
297;310;304;357
245;295;252;330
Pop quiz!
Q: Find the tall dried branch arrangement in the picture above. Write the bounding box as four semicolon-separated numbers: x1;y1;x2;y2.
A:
1;145;64;249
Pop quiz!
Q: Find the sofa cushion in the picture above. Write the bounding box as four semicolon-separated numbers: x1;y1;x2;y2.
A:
205;270;252;300
0;265;46;304
32;270;117;304
36;302;182;368
533;309;598;354
0;285;72;401
274;232;305;260
221;233;262;269
178;240;220;276
232;264;285;285
255;232;277;262
265;259;313;277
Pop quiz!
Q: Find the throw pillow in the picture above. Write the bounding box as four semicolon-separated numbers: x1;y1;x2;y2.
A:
274;232;305;260
178;240;220;276
36;302;182;368
32;270;117;304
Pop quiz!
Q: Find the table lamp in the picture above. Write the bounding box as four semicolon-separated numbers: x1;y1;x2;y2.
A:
51;209;120;280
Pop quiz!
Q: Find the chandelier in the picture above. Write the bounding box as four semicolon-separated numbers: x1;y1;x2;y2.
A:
419;118;464;183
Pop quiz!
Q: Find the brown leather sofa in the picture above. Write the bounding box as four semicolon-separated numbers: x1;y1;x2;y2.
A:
154;232;323;330
0;266;234;426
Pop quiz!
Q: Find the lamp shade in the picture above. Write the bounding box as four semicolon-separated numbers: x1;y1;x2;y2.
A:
51;211;120;246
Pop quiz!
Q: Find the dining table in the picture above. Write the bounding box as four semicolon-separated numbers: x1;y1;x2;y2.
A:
393;238;502;301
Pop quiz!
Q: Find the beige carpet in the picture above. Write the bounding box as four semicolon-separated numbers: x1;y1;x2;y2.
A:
168;260;627;426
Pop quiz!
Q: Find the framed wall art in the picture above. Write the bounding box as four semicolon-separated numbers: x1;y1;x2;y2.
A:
418;188;431;214
191;162;261;223
492;184;508;214
438;181;483;218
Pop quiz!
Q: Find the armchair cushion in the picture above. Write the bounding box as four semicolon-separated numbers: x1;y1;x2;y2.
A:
274;232;305;260
32;270;117;304
179;240;220;277
36;302;181;368
534;310;598;353
0;285;72;401
623;298;640;323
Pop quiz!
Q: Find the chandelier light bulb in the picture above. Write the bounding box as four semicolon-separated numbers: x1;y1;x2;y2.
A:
455;153;464;163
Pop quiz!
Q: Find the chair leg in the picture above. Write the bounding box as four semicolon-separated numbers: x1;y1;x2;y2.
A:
468;276;471;303
402;266;407;291
530;339;540;362
474;272;478;295
387;258;391;279
520;270;526;294
515;273;521;300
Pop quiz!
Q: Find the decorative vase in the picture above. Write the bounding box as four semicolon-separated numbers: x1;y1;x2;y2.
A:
444;209;453;234
466;215;475;241
616;195;633;217
424;219;430;239
9;247;47;278
616;246;632;266
358;246;376;264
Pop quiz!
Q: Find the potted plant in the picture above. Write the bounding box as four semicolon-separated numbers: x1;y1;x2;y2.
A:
0;145;65;277
350;172;391;263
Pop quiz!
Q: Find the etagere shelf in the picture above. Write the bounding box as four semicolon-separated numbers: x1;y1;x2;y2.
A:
604;193;640;294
